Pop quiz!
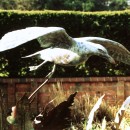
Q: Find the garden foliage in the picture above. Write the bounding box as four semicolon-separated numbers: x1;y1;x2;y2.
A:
0;10;130;77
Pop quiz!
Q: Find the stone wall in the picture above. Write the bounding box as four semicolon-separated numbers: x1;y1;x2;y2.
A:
0;77;130;129
0;77;129;108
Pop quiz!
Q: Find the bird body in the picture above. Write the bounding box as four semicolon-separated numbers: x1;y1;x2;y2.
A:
23;48;81;66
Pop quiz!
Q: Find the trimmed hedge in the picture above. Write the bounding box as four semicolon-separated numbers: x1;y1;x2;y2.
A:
0;10;130;77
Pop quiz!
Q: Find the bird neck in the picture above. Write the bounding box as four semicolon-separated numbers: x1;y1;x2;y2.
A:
73;41;97;56
69;41;97;64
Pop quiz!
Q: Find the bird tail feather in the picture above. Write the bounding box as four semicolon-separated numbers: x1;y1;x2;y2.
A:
22;52;40;58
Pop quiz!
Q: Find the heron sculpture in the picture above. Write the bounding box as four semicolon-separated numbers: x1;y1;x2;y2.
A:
0;27;130;94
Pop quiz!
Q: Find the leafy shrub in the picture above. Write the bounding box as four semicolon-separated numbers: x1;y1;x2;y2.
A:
0;10;130;77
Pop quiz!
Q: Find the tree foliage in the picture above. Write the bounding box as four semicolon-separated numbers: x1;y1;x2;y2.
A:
0;0;128;11
109;0;128;10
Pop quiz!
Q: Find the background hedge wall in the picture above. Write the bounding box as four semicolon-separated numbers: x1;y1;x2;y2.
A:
0;10;130;77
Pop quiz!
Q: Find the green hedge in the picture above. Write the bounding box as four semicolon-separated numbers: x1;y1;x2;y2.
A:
0;10;130;77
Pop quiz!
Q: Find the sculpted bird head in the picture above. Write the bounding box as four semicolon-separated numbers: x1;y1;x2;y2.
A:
95;44;116;64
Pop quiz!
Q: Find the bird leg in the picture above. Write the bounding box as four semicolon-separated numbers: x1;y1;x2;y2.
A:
29;60;47;71
28;64;56;100
45;64;56;78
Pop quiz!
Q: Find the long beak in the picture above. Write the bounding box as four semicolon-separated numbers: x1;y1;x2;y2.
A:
108;56;116;64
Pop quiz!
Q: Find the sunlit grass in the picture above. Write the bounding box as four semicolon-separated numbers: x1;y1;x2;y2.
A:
46;83;130;130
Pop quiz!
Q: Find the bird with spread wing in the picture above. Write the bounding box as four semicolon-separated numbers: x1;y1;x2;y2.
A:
0;26;130;77
0;26;130;98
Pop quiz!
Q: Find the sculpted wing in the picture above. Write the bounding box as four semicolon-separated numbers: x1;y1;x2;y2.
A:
0;27;75;52
75;37;130;65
